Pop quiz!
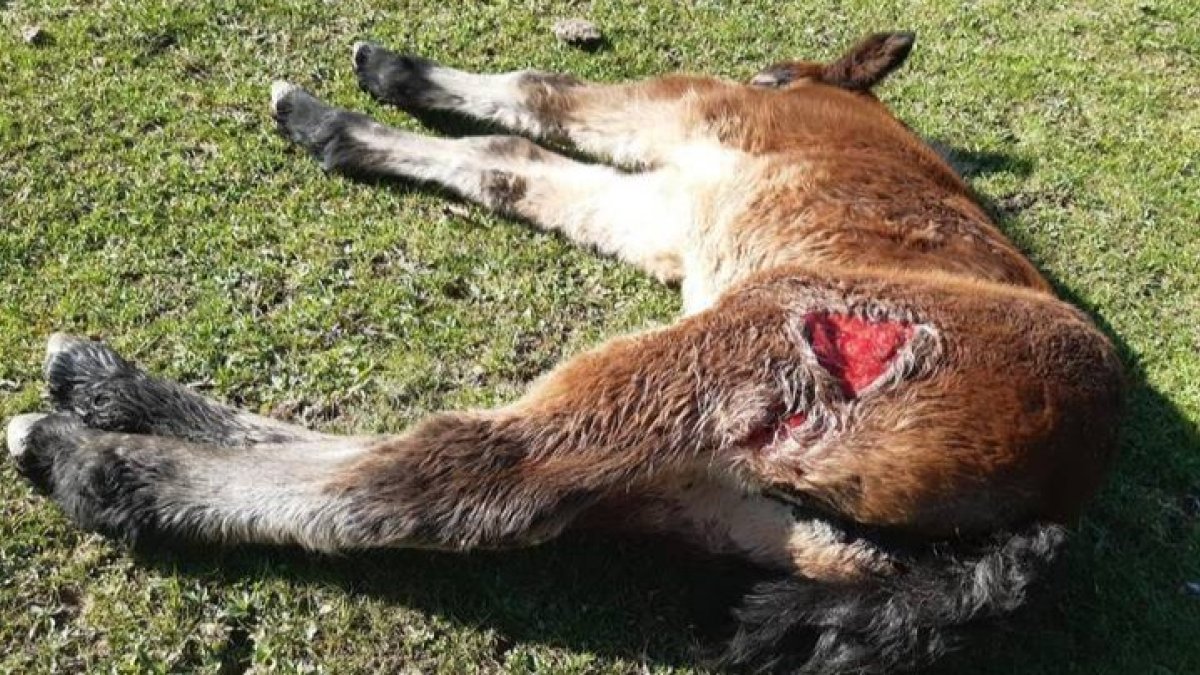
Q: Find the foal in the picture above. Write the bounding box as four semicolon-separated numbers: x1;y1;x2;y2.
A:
7;32;1122;673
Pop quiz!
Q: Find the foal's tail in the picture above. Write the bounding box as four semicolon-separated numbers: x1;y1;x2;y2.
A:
719;522;1067;674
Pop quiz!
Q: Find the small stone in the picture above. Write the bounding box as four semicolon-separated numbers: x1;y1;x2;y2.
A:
552;18;602;48
22;25;48;46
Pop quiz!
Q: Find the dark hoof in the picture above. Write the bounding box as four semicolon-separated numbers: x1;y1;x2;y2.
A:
352;41;437;107
45;333;148;429
8;410;169;543
269;80;374;170
42;333;251;444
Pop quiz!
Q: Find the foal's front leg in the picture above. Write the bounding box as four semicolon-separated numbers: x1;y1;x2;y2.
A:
351;42;730;167
270;83;688;282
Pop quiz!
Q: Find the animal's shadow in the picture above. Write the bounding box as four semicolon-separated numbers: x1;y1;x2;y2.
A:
139;534;761;670
927;141;1036;181
162;136;1196;671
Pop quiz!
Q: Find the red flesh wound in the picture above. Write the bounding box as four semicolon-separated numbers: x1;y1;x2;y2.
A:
783;412;808;430
749;314;912;449
804;312;914;397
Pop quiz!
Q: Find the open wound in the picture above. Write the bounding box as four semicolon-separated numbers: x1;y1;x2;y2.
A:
804;312;913;397
766;312;913;442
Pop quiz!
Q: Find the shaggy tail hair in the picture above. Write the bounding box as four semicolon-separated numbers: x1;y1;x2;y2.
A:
720;522;1067;674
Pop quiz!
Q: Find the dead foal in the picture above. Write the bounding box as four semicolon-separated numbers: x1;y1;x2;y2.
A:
7;32;1122;674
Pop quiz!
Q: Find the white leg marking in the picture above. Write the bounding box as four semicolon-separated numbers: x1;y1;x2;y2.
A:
351;41;369;69
6;413;47;458
269;80;299;113
45;332;84;360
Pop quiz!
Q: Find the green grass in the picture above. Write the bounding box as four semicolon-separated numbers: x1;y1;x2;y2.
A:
1;0;1197;672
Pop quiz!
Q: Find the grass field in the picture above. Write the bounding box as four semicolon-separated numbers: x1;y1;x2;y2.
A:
2;0;1198;673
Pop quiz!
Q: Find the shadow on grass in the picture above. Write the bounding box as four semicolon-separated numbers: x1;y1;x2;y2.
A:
377;105;610;166
138;535;761;670
138;142;1196;673
930;142;1037;180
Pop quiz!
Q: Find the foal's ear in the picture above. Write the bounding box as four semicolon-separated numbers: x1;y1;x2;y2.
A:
822;31;915;91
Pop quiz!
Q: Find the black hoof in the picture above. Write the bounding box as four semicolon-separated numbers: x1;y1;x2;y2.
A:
8;410;172;543
42;333;254;444
352;41;437;107
269;81;376;170
45;333;149;430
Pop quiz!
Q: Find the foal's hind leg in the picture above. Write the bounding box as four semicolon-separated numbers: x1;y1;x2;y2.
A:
598;480;892;581
6;284;815;552
271;83;688;281
352;43;729;167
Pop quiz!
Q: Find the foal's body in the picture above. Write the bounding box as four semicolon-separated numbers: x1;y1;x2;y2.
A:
7;33;1122;673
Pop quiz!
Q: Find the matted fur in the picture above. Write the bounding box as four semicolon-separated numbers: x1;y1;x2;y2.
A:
7;32;1122;673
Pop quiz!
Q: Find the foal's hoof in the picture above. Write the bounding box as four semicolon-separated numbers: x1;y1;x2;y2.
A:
5;412;87;495
44;333;148;431
268;80;374;171
352;41;436;107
